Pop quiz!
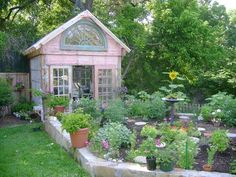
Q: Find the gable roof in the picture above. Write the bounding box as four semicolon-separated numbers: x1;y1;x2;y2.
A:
23;10;131;55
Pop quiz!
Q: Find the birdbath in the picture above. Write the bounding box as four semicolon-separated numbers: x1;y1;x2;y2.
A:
162;98;184;126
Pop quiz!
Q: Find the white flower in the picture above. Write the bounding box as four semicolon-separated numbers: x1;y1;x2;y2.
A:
216;109;221;113
212;112;216;115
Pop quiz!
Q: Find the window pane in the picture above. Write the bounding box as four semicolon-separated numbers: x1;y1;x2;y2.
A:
59;78;63;85
59;87;63;94
54;87;58;95
53;78;58;86
64;69;68;75
53;69;58;77
64;87;69;94
59;69;63;76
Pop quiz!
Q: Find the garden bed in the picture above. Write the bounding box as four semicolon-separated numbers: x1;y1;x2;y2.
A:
45;118;235;177
122;118;236;174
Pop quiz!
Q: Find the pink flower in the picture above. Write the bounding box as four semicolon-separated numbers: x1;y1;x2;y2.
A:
85;141;89;146
101;140;109;150
156;138;161;146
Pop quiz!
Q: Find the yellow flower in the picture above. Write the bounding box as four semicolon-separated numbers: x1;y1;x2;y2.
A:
169;71;179;80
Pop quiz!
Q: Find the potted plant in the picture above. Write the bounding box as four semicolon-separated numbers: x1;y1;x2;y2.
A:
62;109;91;148
140;137;157;171
203;146;217;171
158;147;175;172
46;95;69;113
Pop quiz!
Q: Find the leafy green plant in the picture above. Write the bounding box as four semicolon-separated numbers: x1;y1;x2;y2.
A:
61;110;91;133
210;129;229;152
141;125;158;139
0;78;13;107
147;92;166;119
230;160;236;174
200;105;213;122
46;95;69;108
12;102;34;113
158;147;176;164
77;97;101;119
174;137;198;169
90;122;131;158
103;99;127;122
139;137;157;158
207;145;217;165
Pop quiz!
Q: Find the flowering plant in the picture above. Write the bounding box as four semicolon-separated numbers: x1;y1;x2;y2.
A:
101;139;109;150
159;70;185;99
211;109;223;124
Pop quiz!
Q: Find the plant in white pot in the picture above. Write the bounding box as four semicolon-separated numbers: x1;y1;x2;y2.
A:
62;109;91;148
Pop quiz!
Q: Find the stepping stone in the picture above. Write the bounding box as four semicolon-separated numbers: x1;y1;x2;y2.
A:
198;127;206;132
179;116;190;120
190;137;200;143
227;133;236;138
134;156;146;164
135;122;147;126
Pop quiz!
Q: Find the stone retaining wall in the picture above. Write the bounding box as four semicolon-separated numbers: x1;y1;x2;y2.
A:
44;118;235;177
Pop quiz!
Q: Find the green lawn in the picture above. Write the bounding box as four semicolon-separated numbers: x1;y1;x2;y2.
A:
0;123;90;177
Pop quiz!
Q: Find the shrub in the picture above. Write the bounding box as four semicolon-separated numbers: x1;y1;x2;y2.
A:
62;110;91;133
12;102;34;113
127;92;166;120
207;145;217;165
0;78;13;107
210;129;229;152
141;125;158;139
103;99;127;122
205;92;236;126
77;98;101;119
46;95;69;108
200;105;213;122
139;137;157;158
90;122;131;158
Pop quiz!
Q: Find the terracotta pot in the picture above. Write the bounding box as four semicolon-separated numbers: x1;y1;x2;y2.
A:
54;106;65;114
70;128;89;148
202;164;212;171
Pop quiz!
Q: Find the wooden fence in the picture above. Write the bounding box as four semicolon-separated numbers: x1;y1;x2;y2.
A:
0;73;30;116
175;102;203;114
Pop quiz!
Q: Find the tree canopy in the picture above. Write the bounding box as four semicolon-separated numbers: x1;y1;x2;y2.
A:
0;0;235;101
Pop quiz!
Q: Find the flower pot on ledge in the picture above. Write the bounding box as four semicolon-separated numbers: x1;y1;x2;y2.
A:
70;128;89;148
203;164;212;171
54;105;65;114
146;156;157;171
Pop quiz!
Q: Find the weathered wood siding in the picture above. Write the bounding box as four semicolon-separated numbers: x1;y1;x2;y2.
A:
30;56;42;105
0;73;30;100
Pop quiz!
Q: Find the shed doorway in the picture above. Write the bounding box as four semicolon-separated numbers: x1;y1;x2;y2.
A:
72;66;94;100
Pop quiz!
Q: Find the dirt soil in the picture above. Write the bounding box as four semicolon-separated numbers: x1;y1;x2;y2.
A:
124;118;236;173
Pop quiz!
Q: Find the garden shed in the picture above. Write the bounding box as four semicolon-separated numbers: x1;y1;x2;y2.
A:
24;10;130;105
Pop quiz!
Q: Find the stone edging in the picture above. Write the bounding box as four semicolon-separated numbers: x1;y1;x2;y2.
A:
44;118;235;177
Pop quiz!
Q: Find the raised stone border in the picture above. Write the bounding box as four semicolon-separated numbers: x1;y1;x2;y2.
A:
44;118;235;177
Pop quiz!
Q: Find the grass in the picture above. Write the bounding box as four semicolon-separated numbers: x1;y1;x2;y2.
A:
0;123;90;177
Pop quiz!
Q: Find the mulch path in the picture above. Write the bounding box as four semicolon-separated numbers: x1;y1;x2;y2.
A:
0;115;28;128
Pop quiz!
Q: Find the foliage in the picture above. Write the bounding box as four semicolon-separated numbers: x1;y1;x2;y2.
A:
210;129;229;152
230;160;236;174
141;125;158;139
174;137;198;169
126;92;166;120
207;145;217;166
90;122;131;158
0;123;90;177
61;110;91;133
77;97;102;119
0;78;13;107
200;105;213;122
203;92;236;126
46;95;69;108
157;147;176;164
12;101;34;113
103;99;127;122
139;137;157;158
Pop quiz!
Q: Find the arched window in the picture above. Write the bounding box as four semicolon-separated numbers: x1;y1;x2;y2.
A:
61;19;107;51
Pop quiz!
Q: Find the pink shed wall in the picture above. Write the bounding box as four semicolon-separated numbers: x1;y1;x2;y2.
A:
39;22;123;99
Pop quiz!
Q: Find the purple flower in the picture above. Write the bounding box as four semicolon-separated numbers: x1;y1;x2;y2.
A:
101;140;109;150
155;138;161;146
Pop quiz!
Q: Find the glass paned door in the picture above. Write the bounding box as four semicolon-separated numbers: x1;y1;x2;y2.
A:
52;67;70;96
